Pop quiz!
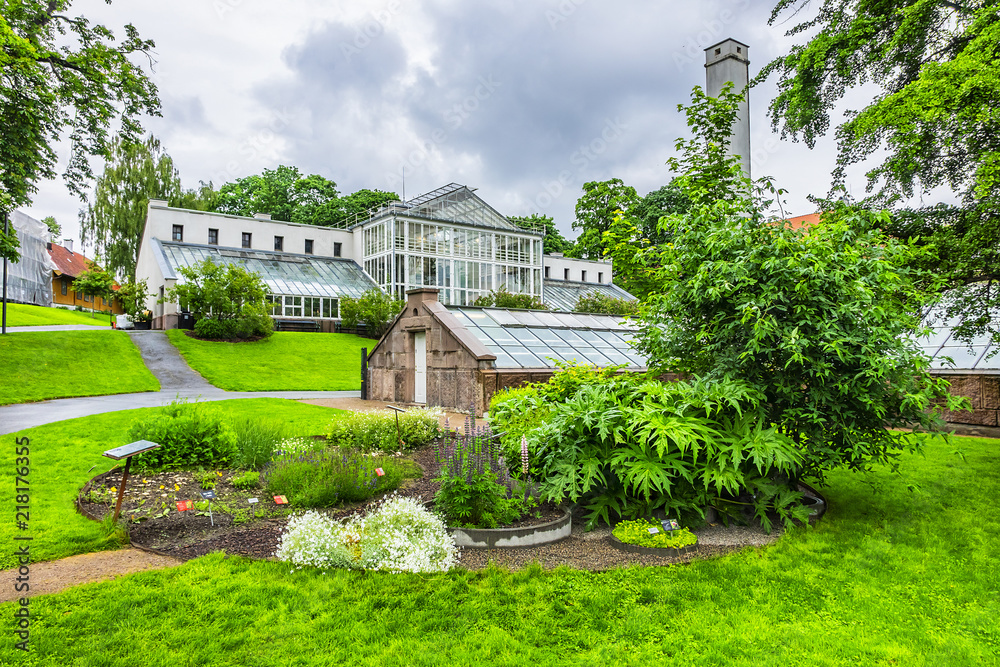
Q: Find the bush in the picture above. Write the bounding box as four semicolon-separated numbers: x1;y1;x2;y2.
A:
230;416;285;469
130;399;237;471
434;424;526;529
169;259;275;340
274;496;457;572
231;471;260;491
194;317;236;340
262;448;404;507
325;408;441;452
473;286;546;310
339;289;403;339
273;436;324;459
488;365;811;531
574;293;640;317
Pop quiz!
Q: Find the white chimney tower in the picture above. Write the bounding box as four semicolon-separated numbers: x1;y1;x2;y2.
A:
705;38;751;178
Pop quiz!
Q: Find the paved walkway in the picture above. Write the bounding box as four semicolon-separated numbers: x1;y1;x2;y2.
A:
0;328;360;435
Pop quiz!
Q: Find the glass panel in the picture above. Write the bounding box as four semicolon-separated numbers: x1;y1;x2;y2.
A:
509;310;546;327
485;309;520;326
933;346;989;369
479;326;518;345
506;346;545;367
492;351;521;368
554;329;586;345
528;327;563;344
508;328;544;346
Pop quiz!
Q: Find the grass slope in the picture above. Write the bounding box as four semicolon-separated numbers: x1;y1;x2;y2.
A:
167;330;371;391
2;302;113;327
2;435;998;665
0;331;158;405
0;399;346;568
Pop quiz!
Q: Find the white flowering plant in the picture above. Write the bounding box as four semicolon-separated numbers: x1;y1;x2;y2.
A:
275;495;457;573
273;437;323;460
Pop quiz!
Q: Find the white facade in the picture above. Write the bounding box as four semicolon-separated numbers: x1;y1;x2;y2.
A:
135;184;624;328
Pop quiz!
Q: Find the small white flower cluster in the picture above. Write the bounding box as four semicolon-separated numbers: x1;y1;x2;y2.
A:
275;495;458;573
273;437;320;459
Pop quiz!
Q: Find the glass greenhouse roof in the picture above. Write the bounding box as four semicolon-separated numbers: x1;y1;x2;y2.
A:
543;278;637;312
157;241;379;299
918;303;1000;371
404;183;519;231
446;306;646;370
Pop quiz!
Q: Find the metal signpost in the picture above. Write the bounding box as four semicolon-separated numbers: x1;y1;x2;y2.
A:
200;490;216;526
387;404;406;450
2;211;9;335
102;440;162;523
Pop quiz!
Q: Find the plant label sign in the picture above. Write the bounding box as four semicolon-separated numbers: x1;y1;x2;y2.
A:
273;495;288;505
647;527;659;535
201;491;216;500
176;500;194;511
375;468;385;477
661;519;680;532
247;498;259;505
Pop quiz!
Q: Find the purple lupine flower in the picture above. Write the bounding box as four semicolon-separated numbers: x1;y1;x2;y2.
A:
520;436;529;475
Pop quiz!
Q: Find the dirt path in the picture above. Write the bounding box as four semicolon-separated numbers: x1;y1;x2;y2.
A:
0;549;182;603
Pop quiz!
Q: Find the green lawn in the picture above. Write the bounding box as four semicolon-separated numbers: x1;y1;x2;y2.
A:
1;431;998;665
2;302;114;327
0;331;158;405
0;399;345;568
167;329;372;391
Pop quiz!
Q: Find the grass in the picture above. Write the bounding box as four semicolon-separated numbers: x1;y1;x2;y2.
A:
166;329;372;391
0;331;159;405
0;399;346;568
1;302;114;327
1;433;998;665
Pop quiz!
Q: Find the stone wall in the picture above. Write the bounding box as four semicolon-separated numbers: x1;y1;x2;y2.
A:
368;289;495;414
935;372;1000;427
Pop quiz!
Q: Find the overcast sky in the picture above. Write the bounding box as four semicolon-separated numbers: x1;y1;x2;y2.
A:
25;0;874;254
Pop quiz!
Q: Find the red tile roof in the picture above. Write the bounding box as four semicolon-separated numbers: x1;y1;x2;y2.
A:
48;243;97;278
786;212;822;229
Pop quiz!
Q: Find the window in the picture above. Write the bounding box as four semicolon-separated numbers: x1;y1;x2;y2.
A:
76;290;83;300
581;270;587;282
563;268;569;280
274;236;283;251
598;272;603;283
242;233;252;248
172;225;183;241
61;279;67;296
208;228;219;245
544;266;550;278
334;242;342;257
305;239;314;254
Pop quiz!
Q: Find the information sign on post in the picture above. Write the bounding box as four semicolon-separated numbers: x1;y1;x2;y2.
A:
102;440;162;523
200;490;216;526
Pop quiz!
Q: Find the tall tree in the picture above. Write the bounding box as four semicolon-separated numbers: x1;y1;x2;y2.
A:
630;182;690;245
569;178;640;260
0;1;159;214
509;213;572;254
762;1;1000;348
637;84;965;483
335;188;399;226
80;134;181;281
41;216;61;238
215;166;342;226
174;181;220;212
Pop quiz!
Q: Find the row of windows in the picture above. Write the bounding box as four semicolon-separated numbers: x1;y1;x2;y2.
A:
366;254;543;301
364;221;542;265
543;266;604;283
170;225;341;256
265;295;340;319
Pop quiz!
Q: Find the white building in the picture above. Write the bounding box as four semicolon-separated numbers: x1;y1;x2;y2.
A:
136;183;633;330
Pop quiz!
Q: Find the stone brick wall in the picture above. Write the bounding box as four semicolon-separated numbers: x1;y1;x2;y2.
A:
368;289;495;414
935;372;1000;427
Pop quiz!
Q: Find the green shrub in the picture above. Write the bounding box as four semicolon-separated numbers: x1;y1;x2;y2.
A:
473;286;547;310
262;449;404;507
339;289;403;339
129;399;237;471
489;365;811;531
230;416;285;469
434;425;527;529
194;317;236;340
199;471;217;490
326;408;441;451
612;519;697;549
573;293;640;316
231;470;260;491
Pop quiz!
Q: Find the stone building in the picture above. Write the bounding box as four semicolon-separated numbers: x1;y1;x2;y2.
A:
367;288;645;415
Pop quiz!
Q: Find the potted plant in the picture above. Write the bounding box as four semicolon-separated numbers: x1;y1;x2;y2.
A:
117;279;153;330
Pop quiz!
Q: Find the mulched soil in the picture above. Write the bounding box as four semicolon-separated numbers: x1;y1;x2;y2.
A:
80;443;794;570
